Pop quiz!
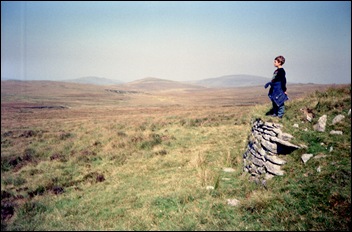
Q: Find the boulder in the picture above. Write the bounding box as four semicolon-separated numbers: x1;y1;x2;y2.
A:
313;115;327;132
332;114;345;125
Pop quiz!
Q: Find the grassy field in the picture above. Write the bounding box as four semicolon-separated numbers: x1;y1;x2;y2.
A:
1;81;350;230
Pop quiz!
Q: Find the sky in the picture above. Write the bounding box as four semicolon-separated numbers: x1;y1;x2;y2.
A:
1;1;351;84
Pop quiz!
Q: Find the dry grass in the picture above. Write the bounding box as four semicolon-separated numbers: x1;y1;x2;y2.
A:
1;80;348;230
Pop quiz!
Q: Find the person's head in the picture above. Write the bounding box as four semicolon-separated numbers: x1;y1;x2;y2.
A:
274;55;285;67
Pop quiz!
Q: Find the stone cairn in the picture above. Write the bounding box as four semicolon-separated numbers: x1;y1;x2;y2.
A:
243;118;301;181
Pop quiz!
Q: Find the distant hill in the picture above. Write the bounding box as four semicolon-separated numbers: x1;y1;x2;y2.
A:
189;74;272;88
63;76;123;85
121;77;204;91
119;75;274;91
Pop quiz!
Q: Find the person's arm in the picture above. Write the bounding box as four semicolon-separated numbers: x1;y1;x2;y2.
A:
281;76;287;93
264;82;272;89
278;69;287;92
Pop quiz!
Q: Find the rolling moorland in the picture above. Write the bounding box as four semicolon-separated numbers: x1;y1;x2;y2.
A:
2;74;272;88
1;79;351;230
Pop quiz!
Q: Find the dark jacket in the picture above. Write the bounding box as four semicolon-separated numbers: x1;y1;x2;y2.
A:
269;68;287;94
265;81;288;106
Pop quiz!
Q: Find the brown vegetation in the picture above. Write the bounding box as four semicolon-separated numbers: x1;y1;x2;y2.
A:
1;80;346;230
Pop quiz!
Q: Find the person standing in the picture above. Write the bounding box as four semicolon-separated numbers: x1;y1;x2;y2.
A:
264;55;288;118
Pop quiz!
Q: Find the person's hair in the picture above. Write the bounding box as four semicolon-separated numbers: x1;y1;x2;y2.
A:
275;56;285;65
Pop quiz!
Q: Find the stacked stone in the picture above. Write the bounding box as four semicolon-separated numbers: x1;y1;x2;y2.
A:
243;119;300;180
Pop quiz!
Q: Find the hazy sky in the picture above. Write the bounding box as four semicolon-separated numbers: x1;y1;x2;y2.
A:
1;1;351;84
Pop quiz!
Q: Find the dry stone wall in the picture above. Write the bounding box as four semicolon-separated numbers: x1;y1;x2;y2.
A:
243;119;301;180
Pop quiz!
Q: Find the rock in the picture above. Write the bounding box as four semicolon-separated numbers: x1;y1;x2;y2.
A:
306;114;313;122
227;198;240;206
329;146;333;152
313;115;327;132
264;122;282;128
301;154;314;164
256;146;267;158
314;153;327;159
261;139;277;153
299;144;308;149
330;130;343;135
264;161;284;176
270;137;300;155
317;166;321;173
223;167;235;172
251;156;265;167
263;129;276;137
265;155;286;165
332;114;345;125
249;147;265;161
271;128;282;135
278;132;294;141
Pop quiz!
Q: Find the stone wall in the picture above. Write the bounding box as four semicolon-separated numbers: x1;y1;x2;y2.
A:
243;119;300;180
